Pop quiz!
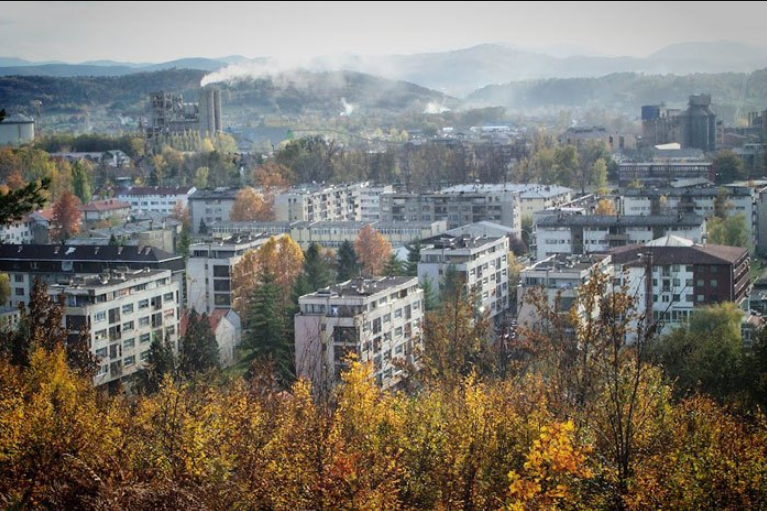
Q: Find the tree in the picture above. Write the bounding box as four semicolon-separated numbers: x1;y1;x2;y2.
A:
199;218;208;235
230;186;266;222
337;240;359;282
179;310;219;378
355;224;392;276
231;249;261;318
244;271;292;383
302;242;332;292
0;178;49;225
135;337;177;394
707;213;750;248
171;201;190;229
108;233;119;246
713;150;745;184
406;239;421;276
593;157;609;195
51;190;81;241
193;166;209;189
595;198;617;216
257;236;305;300
0;273;9;306
383;253;405;277
71;160;91;204
177;226;191;261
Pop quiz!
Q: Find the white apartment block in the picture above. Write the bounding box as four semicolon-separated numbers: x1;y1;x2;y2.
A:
517;253;613;325
418;233;510;321
116;186;196;216
50;268;181;389
621;186;756;250
188;188;238;234
186;233;271;313
295;276;423;390
360;184;393;222
273;183;361;223
0;217;33;244
534;214;706;261
442;183;572;219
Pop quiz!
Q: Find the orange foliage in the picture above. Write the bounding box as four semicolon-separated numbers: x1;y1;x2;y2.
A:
51;190;82;241
354;225;391;276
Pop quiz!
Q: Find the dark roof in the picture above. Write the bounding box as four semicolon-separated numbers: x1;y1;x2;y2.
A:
310;276;417;298
0;244;180;263
623;187;751;198
189;188;239;200
536;214;704;228
116;186;193;197
611;243;747;266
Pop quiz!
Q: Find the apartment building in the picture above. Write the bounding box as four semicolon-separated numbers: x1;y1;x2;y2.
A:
295;276;423;390
360;184;393;222
534;213;706;261
51;268;181;390
273;183;361;223
116;186;196;216
188;188;238;234
418;233;510;321
186;233;271;313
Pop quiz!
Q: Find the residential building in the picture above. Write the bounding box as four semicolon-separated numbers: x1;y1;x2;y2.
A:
516;253;613;325
0;216;33;244
295;276;423;390
186;233;271;313
0;244;185;310
51;268;181;390
208;219;447;249
273;183;362;223
360;184;393;222
611;236;749;333
116;186;196;216
80;199;131;225
534;213;706;261
0;306;21;331
418;233;510;322
188;188;239;234
0;113;34;146
621;186;756;249
618;161;714;187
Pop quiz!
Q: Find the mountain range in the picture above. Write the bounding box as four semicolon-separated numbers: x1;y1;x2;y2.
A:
2;41;767;97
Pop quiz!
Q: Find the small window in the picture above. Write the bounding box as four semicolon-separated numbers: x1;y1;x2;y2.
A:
139;316;150;327
138;299;149;309
122;303;134;314
14;288;23;296
140;333;151;344
140;350;150;361
124;355;135;366
94;311;107;322
123;338;135;350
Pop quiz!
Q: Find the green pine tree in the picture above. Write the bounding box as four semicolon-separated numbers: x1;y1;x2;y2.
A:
406;239;421;276
179;310;220;378
71;160;92;204
135;337;176;394
303;243;332;291
245;271;293;382
383;253;405;277
177;226;191;260
337;240;359;282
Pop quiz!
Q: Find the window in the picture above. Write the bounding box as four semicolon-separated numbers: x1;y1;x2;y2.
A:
372;318;382;334
14;288;23;296
140;333;151;344
123;321;134;332
686;294;694;302
163;292;174;302
710;279;718;287
383;313;391;323
672;265;680;272
95;347;107;359
697;294;704;302
140;350;150;361
138;299;149;309
123;338;135;349
395;326;403;337
673;294;680;301
696;279;704;287
673;278;680;287
124;355;135;366
95;329;107;341
394;308;402;318
685;279;693;287
13;274;22;283
122;303;134;314
139;316;150;327
214;294;231;306
94;311;107;322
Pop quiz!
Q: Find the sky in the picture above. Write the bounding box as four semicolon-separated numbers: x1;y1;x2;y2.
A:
1;1;766;63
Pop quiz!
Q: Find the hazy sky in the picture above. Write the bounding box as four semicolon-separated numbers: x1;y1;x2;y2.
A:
2;1;766;63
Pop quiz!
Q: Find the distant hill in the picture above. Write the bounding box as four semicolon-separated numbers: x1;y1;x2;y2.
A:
0;68;452;119
465;69;767;123
3;41;767;97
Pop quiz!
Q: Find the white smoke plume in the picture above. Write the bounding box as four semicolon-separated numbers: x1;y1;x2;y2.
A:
340;97;355;116
423;101;451;114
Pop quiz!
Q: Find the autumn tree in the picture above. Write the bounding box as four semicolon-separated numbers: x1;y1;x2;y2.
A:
51;190;82;241
171;201;191;229
593;157;609;195
337;240;359;281
707;213;750;248
0;273;9;307
595;197;617;216
231;248;261;318
230;186;269;221
193;166;209;189
355;224;392;276
179;310;220;378
71;160;91;204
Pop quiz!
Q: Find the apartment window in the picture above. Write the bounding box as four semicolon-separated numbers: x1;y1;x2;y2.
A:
122;303;134;314
383;313;391;323
139;316;150;327
697;294;704;302
672;265;680;272
685;279;693;287
163;292;174;302
394;308;402;318
686;294;694;302
94;311;107;322
15;288;23;296
138;299;149;309
696;279;704;287
673;278;680;287
140;350;150;361
94;329;108;341
673;294;680;302
13;274;22;283
95;347;107;359
123;321;134;332
686;265;693;272
124;355;135;366
395;326;403;337
123;338;135;350
140;333;151;344
710;279;718;287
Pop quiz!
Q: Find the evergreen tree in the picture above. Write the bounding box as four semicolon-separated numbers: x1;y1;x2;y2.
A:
406;239;421;276
179;310;219;378
303;243;332;291
71;160;92;204
337;240;359;282
383;253;405;276
245;271;292;382
199;218;208;235
177;226;191;260
420;275;438;312
108;233;119;246
135;337;176;395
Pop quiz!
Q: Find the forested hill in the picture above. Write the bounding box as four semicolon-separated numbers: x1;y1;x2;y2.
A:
466;69;767;123
0;68;455;117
